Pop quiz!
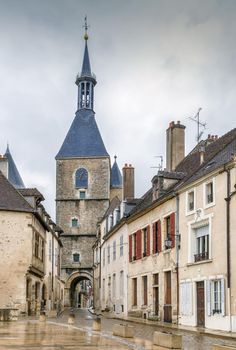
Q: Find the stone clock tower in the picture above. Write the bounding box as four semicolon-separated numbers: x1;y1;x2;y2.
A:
55;26;110;306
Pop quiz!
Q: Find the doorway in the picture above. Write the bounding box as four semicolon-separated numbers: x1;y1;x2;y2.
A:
164;271;172;323
196;281;205;327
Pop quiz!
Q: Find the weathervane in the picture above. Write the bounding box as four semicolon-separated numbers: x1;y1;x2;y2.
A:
188;108;206;142
83;15;90;40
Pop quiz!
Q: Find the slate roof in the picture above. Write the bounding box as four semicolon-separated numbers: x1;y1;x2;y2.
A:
0;171;33;212
56;109;109;159
175;128;236;187
18;188;45;201
111;157;122;188
81;41;92;77
126;128;236;219
4;145;25;189
102;196;121;220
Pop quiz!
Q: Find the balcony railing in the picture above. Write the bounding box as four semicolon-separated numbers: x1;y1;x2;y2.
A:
194;251;209;262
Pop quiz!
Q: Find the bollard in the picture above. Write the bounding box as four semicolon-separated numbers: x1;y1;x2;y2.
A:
92;317;101;331
39;311;46;322
113;324;134;338
153;331;182;349
68;313;75;325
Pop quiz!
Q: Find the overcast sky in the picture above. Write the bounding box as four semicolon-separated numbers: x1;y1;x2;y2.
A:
0;0;236;218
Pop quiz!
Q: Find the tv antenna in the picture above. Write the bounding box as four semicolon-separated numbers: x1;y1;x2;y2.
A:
188;108;206;142
151;156;163;172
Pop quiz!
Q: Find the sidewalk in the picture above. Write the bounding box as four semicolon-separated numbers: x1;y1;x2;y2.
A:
52;308;236;350
108;312;236;341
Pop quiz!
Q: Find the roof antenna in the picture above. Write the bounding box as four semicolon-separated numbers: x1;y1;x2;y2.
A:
188;108;206;142
151;155;163;172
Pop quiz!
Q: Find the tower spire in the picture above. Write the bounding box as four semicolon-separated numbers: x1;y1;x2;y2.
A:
76;16;96;111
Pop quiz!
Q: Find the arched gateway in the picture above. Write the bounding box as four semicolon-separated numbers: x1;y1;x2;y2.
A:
64;271;93;307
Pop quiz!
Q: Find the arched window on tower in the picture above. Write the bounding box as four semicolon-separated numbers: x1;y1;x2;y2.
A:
75;168;88;189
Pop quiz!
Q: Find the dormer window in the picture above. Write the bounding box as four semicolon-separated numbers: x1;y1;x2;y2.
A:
75;168;88;188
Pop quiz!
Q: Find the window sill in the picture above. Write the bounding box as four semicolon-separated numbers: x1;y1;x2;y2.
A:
187;259;212;267
163;249;171;254
204;202;215;210
186;210;195;217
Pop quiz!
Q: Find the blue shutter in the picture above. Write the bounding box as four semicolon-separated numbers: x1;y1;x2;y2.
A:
221;278;225;317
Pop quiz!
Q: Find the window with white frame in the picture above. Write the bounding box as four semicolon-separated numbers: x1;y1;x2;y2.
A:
142;227;148;257
204;179;215;207
194;225;209;262
112;273;116;299
187;190;195;212
120;270;124;297
207;279;225;316
107;245;110;264
113;240;116;261
103;248;105;266
120;235;124;257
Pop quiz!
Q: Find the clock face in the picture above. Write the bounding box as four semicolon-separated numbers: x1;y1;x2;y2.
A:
76;168;88;188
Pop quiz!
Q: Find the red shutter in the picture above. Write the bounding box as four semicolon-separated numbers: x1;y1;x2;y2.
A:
129;235;132;262
170;213;175;248
146;225;150;256
158;220;162;253
136;230;142;259
152;223;156;254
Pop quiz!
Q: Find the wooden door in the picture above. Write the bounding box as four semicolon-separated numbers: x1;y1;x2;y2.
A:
154;287;159;315
196;281;205;327
164;271;172;323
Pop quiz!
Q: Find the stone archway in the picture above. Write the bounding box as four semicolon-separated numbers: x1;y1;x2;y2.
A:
64;271;93;307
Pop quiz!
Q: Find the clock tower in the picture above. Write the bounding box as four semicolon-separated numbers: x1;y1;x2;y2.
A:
56;23;110;306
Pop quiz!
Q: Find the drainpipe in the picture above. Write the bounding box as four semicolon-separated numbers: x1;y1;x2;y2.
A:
223;165;236;332
175;194;180;325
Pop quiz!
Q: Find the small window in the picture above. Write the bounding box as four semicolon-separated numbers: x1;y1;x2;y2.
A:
120;235;124;257
142;227;148;257
188;191;194;211
71;218;79;227
73;253;80;262
107;245;110;264
79;191;86;199
113;240;116;261
75;168;88;188
206;181;214;204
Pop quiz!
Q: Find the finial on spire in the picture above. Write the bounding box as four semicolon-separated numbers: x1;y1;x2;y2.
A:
114;155;117;161
83;15;89;41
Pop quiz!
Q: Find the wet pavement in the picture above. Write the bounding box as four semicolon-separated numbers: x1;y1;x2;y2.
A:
0;321;133;350
1;309;236;349
54;308;236;350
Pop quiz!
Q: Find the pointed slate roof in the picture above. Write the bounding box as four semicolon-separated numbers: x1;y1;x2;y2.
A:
111;156;122;188
56;109;109;159
4;145;25;189
81;41;92;77
0;171;32;212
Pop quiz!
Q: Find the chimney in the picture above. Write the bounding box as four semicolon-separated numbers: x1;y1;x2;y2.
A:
199;145;205;165
122;164;134;200
0;155;8;178
166;121;185;171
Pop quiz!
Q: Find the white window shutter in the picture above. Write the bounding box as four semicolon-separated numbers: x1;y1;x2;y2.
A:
206;280;211;316
188;282;192;316
221;278;225;316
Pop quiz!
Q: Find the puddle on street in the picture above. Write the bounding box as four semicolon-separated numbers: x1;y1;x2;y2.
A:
0;322;133;350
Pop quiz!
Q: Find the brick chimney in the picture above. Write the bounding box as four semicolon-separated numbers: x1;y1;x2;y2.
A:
0;155;8;178
122;164;134;200
166;121;185;171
